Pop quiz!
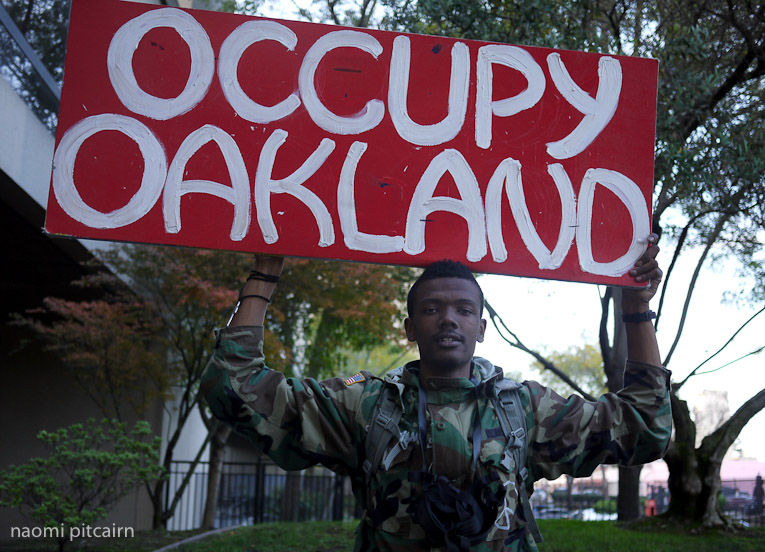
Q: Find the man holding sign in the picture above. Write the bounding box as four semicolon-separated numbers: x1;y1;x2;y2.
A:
201;234;669;551
45;2;669;548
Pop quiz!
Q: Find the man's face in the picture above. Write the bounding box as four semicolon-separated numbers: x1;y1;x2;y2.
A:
404;277;486;378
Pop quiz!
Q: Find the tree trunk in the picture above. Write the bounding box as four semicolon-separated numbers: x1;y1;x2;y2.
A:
202;424;232;529
565;475;573;512
617;465;643;520
603;287;643;521
664;388;765;527
151;485;166;530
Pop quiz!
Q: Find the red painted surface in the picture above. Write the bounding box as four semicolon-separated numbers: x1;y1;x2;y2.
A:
45;0;658;285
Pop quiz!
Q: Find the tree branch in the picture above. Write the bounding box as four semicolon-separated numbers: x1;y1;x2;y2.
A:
485;300;596;401
663;212;730;367
675;304;765;389
163;429;214;522
655;210;715;329
598;286;613;366
698;386;765;460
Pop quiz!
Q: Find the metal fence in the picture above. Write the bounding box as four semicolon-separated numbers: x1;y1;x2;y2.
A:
166;461;764;530
165;458;357;531
537;478;764;526
720;478;764;527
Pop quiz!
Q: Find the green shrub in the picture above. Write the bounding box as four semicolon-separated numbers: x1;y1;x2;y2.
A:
0;419;160;552
593;498;617;513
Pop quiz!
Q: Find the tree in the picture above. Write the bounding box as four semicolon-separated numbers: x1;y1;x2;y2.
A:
268;258;415;380
12;275;172;423
0;418;159;552
532;343;606;398
15;244;250;529
16;243;415;529
243;257;415;522
374;0;765;527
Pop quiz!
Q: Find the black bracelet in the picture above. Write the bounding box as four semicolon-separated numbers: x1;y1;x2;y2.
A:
238;293;271;303
247;270;280;283
621;310;656;323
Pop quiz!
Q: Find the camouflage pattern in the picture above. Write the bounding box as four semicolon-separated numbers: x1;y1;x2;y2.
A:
201;326;672;551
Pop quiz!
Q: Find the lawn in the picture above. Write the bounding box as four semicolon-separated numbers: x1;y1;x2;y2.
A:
174;519;765;552
3;519;763;551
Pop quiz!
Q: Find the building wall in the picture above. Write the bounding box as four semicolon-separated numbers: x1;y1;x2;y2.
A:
0;68;54;208
0;0;181;540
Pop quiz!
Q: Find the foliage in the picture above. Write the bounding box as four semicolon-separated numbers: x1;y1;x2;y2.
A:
533;344;606;397
11;279;170;422
593;498;617;514
269;258;415;379
14;242;415;525
0;0;70;129
0;418;160;552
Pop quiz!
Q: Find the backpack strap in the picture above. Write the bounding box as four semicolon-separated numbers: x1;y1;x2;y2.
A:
492;377;543;544
363;382;404;482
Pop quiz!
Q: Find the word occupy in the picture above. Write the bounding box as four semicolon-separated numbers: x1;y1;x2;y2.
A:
46;0;658;284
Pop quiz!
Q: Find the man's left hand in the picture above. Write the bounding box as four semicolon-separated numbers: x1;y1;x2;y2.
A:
623;233;662;310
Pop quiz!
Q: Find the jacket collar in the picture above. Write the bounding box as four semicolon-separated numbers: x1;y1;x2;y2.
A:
385;357;503;389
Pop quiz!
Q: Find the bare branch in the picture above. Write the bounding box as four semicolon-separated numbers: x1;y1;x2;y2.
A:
698;386;765;460
655;210;715;329
675;304;765;389
164;429;215;521
695;345;765;376
598;286;612;359
485;300;596;401
663;212;730;367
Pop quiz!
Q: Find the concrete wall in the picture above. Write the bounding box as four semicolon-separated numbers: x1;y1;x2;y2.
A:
0;0;176;540
0;73;54;209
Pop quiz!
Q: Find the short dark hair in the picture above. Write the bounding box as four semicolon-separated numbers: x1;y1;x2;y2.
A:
407;260;484;318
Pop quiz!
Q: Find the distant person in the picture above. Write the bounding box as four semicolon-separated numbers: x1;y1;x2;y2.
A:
202;234;671;551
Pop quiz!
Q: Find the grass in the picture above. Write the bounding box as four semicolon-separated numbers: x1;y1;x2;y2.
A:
535;519;765;551
2;519;763;552
174;521;357;551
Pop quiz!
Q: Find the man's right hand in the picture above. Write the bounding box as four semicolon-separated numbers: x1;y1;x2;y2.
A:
228;255;285;327
253;255;285;280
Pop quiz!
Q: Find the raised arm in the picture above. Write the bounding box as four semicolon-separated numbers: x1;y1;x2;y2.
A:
228;255;284;327
622;233;663;365
202;255;371;474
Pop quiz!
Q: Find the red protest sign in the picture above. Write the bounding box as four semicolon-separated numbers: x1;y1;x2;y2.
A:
45;0;658;285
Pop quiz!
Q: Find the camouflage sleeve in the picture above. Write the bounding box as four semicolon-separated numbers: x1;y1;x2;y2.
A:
200;325;375;474
523;360;671;482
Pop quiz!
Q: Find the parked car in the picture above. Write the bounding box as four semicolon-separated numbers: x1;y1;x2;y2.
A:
533;506;581;519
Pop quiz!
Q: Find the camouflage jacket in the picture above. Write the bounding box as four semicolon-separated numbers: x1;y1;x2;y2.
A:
201;326;672;551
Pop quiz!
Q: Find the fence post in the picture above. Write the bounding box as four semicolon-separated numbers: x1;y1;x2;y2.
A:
254;456;265;524
332;474;345;521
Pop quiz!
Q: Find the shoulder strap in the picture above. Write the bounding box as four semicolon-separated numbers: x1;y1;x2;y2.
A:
363;383;403;481
492;378;543;544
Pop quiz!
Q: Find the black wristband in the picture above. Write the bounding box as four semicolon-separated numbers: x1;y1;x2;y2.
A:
238;293;271;303
621;310;656;323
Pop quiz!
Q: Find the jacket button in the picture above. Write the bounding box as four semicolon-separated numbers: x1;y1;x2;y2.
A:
435;421;446;431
